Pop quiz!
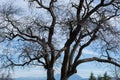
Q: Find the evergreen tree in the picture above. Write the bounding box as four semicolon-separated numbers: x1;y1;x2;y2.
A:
97;75;103;80
89;72;96;80
103;72;111;80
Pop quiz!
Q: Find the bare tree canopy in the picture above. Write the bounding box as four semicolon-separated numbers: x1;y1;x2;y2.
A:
0;0;120;80
0;72;13;80
110;65;120;80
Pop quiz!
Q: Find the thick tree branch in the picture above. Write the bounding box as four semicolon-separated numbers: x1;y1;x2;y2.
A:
76;57;120;67
74;26;99;63
76;0;84;21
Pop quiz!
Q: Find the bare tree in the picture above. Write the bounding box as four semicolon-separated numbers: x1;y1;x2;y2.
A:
0;0;120;80
0;72;13;80
110;65;120;80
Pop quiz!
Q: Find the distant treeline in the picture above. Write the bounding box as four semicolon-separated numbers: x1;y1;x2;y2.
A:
89;72;117;80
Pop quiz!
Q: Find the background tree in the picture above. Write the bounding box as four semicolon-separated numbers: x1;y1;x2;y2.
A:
91;72;111;80
103;72;111;80
0;72;13;80
89;72;96;80
110;65;120;80
0;0;120;80
97;75;102;80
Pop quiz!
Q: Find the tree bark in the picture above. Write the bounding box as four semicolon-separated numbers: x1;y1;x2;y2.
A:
47;68;55;80
60;75;68;80
61;72;68;80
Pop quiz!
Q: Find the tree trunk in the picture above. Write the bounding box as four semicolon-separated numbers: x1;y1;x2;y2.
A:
47;68;55;80
60;76;68;80
60;72;68;80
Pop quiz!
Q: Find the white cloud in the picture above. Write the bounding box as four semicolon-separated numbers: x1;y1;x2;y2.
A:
13;67;46;78
83;49;98;55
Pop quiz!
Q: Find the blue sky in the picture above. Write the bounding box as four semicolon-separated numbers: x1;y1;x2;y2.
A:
0;0;115;79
